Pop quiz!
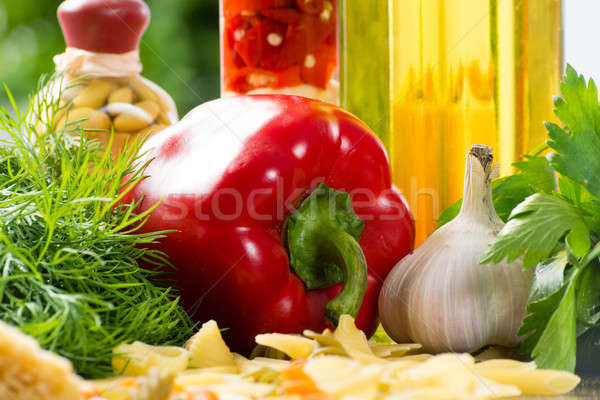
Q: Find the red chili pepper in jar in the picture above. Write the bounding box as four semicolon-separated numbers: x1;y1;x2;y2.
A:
220;0;339;102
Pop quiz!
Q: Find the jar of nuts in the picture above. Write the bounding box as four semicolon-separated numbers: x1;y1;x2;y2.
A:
47;0;178;157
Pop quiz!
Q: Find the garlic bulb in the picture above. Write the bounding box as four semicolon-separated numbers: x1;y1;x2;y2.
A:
379;145;533;353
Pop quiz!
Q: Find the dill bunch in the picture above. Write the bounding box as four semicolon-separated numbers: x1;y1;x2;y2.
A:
0;75;195;378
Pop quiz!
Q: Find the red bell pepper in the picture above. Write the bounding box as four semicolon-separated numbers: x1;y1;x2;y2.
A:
125;95;414;353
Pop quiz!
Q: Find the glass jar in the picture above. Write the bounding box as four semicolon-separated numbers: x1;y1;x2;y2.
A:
44;0;177;157
220;0;339;105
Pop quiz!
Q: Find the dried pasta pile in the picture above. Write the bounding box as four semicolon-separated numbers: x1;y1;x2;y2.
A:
82;315;580;400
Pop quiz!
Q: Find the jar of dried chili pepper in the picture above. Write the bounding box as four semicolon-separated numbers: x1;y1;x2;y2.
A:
220;0;339;105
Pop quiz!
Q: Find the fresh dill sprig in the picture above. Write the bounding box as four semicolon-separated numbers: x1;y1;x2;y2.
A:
0;74;195;378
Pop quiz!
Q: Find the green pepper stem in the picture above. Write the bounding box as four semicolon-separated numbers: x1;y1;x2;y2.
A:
285;183;368;327
317;225;368;326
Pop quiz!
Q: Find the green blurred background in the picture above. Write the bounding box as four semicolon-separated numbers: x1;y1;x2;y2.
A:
0;0;220;115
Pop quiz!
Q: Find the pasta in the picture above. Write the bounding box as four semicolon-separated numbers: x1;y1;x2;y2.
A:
185;320;237;369
92;369;174;400
303;329;341;348
112;341;189;377
474;369;581;395
0;315;580;400
472;359;537;371
255;334;315;360
370;344;422;358
332;314;384;364
95;315;580;400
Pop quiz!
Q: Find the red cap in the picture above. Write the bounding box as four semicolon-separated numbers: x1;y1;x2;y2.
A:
58;0;150;54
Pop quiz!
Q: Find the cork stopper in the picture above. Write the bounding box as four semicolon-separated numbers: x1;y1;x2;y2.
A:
58;0;150;54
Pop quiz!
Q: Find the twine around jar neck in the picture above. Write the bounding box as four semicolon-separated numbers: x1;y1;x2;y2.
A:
54;47;143;78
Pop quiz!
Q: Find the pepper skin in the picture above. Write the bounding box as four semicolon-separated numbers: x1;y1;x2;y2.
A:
124;95;414;353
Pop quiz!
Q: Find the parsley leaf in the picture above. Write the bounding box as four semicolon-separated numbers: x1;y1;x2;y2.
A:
493;156;557;220
481;193;590;267
519;253;569;356
520;244;600;372
518;252;579;371
546;65;600;199
520;279;567;354
529;277;577;371
559;176;600;234
576;262;600;332
436;199;461;227
528;251;568;303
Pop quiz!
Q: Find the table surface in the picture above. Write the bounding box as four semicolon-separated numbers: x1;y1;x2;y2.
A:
514;377;600;399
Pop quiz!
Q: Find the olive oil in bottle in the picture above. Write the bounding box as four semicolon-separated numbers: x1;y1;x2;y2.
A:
389;0;562;244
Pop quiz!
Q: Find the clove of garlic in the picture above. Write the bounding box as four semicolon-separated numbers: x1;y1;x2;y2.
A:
379;144;533;353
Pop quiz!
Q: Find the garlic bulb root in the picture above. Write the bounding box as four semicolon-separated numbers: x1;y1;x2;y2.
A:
379;144;533;353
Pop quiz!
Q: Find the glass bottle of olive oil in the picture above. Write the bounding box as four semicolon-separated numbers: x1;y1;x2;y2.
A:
386;0;562;245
